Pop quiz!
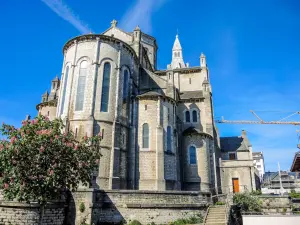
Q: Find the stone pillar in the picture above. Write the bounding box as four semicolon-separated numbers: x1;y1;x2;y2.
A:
108;45;122;189
91;37;101;116
156;97;165;190
66;40;78;119
198;138;211;191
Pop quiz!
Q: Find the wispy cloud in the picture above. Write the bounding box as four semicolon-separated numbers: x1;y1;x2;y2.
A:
41;0;92;34
120;0;168;33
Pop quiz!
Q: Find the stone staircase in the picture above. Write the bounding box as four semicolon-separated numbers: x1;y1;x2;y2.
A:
204;205;227;225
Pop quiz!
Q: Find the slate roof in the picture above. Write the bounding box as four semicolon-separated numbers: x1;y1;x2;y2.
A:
137;90;165;98
220;136;249;152
179;91;204;100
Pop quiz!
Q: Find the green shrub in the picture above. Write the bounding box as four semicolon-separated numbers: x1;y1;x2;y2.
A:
233;192;262;212
289;190;300;198
282;208;287;214
79;202;85;213
215;201;225;205
128;220;142;225
250;190;262;195
168;215;203;225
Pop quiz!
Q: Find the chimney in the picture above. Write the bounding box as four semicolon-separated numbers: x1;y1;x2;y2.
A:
242;130;247;137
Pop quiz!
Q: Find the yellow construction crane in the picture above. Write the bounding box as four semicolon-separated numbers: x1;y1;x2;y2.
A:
215;110;300;148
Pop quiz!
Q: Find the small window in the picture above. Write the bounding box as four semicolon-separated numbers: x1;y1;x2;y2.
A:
102;129;104;139
47;111;50;116
192;110;197;123
185;111;190;122
178;52;180;57
75;128;78;138
145;105;147;110
229;153;236;160
189;78;191;84
189;146;197;164
142;123;149;148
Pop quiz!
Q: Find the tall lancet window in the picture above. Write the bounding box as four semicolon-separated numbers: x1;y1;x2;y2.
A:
123;70;129;99
142;123;149;149
75;61;87;111
100;62;111;112
167;126;172;152
60;66;69;115
192;110;198;123
189;146;197;164
185;111;190;122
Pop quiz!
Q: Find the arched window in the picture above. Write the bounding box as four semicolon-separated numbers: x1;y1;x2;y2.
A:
142;123;149;148
123;70;129;99
167;126;172;152
189;146;197;164
60;66;69;115
192;110;198;123
185;111;190;122
75;61;87;111
178;52;180;57
100;62;111;112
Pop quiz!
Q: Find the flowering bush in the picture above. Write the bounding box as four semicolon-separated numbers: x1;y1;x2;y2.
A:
0;115;101;204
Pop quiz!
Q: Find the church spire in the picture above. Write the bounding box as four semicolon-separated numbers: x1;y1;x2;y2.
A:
171;34;185;69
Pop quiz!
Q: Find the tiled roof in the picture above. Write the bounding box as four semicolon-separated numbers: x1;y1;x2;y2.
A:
220;137;248;152
179;91;204;100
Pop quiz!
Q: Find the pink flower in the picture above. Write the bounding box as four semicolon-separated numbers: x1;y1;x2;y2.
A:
50;138;53;143
74;145;78;150
84;136;88;141
26;130;30;134
21;132;25;137
10;136;16;144
31;119;35;124
40;146;45;153
55;135;59;139
95;159;99;164
0;144;3;151
49;170;54;176
4;183;9;189
22;121;27;126
98;132;102;137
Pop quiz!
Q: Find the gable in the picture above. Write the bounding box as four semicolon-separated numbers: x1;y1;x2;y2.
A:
102;27;132;44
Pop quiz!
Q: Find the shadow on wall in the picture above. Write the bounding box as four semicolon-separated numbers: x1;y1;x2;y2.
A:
91;191;124;225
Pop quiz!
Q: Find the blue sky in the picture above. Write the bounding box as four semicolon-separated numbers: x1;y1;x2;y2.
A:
1;0;300;171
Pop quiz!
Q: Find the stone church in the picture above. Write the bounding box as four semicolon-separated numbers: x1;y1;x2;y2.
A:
37;20;257;195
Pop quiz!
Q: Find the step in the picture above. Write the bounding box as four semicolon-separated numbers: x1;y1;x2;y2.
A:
207;216;226;220
205;222;226;225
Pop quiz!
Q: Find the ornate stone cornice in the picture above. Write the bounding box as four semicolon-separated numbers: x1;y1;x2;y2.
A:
36;99;57;110
155;67;202;75
63;34;139;65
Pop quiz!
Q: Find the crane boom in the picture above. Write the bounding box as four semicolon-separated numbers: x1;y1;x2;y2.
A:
216;111;300;126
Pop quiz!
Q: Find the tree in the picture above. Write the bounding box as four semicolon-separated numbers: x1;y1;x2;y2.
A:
0;116;101;223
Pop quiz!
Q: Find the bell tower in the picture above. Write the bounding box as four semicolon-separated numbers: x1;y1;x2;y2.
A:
171;35;186;69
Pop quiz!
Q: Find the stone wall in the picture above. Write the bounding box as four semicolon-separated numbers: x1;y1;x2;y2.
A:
0;201;65;225
259;196;293;214
67;189;211;225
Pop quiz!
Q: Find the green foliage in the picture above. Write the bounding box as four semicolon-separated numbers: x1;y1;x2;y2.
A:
0;115;102;205
289;190;300;198
282;208;287;214
233;192;262;212
168;215;203;225
250;190;262;195
147;222;156;225
215;201;225;205
79;202;86;213
127;220;142;225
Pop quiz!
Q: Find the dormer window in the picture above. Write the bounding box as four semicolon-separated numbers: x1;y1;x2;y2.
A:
229;152;236;160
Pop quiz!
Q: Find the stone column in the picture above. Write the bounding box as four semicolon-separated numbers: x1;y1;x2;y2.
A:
66;40;78;119
156;97;165;190
108;44;122;189
91;37;101;116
